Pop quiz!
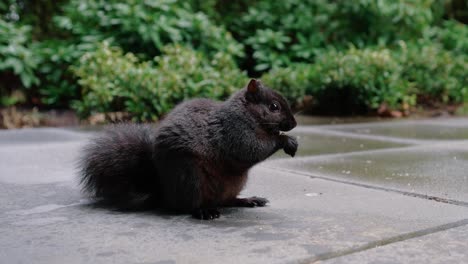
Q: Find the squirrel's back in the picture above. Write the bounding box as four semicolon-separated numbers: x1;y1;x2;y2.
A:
155;98;220;154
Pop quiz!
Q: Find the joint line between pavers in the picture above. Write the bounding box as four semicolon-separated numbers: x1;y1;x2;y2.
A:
295;218;468;264
264;166;468;208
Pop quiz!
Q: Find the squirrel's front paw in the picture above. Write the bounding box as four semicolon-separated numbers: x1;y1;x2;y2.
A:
283;136;298;157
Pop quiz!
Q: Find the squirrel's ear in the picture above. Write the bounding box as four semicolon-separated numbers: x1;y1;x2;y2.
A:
246;79;262;102
247;79;260;93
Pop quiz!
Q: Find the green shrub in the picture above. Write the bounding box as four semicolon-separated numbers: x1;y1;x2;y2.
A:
262;42;467;113
261;65;310;105
2;0;467;118
226;0;439;72
1;0;66;36
72;42;246;121
262;47;414;114
396;41;468;103
55;0;243;59
188;0;249;28
236;0;335;71
308;47;413;114
0;19;39;90
2;0;243;108
334;0;435;43
32;39;98;106
425;20;468;54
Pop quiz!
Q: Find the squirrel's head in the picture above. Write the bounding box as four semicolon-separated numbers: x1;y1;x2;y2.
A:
244;79;297;135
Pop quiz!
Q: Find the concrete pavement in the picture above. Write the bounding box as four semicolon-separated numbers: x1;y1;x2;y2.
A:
1;117;467;263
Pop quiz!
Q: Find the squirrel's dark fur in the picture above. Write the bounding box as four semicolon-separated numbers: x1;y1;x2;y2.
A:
79;79;298;220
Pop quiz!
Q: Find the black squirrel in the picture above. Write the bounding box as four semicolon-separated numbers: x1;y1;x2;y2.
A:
79;79;298;220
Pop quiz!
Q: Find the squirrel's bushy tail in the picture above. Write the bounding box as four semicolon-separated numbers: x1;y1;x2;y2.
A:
79;124;158;208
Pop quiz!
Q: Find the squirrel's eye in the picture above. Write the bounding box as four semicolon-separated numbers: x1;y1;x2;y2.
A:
269;102;280;112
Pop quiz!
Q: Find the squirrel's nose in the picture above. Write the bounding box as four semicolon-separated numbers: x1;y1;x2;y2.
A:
280;117;297;131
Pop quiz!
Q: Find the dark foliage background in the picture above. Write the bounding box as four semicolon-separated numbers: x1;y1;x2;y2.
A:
1;0;467;120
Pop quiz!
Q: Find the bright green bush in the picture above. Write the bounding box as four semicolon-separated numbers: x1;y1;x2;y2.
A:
188;0;249;28
262;47;415;114
262;42;467;113
46;0;244;109
308;47;413;114
0;19;39;89
261;65;310;106
397;41;467;103
426;20;468;54
334;0;435;43
236;0;335;71
8;0;245;109
72;42;246;121
55;0;243;59
227;0;440;72
32;39;98;106
1;0;467;118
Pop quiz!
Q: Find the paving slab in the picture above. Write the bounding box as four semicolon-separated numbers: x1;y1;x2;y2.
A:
323;223;468;264
0;127;90;145
0;142;84;184
269;142;468;204
2;150;468;264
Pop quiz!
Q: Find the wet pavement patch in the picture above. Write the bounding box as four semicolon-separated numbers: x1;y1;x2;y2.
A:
328;122;468;140
272;130;409;159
